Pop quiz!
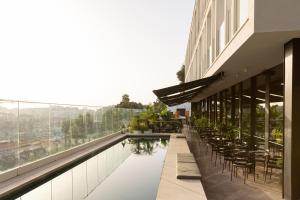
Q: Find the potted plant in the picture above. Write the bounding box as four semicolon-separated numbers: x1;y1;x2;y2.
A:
139;121;150;133
195;116;208;133
272;127;283;144
225;124;239;140
129;117;141;134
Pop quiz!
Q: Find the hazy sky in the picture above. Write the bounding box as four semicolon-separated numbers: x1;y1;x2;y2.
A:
0;0;194;106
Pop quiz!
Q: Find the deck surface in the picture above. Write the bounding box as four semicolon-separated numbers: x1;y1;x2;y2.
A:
156;134;207;200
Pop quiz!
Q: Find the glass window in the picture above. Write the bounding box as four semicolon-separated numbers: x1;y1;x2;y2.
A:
234;85;240;127
207;12;212;67
256;74;266;139
216;0;225;55
226;0;234;42
242;79;251;136
225;89;231;125
237;0;249;28
270;65;284;145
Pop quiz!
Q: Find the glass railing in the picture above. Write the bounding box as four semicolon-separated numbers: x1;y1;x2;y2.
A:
0;99;142;173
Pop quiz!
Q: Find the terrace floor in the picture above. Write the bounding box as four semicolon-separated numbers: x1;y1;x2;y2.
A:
184;127;282;200
156;134;207;200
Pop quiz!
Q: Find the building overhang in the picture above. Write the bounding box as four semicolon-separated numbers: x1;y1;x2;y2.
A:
191;30;300;102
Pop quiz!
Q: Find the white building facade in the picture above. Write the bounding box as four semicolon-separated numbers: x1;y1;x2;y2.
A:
184;1;300;199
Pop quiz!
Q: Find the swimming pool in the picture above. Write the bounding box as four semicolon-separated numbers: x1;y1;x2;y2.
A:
13;137;169;200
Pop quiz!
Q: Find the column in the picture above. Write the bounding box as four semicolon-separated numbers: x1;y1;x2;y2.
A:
284;39;300;200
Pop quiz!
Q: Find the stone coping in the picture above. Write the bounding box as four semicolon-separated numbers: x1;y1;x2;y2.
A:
156;135;207;200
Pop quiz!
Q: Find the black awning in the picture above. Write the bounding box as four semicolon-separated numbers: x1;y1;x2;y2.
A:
153;72;223;106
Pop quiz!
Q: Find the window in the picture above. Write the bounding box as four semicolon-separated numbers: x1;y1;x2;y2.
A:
216;0;225;55
207;12;212;67
226;0;234;42
270;65;284;145
237;0;249;28
242;79;251;135
256;74;266;139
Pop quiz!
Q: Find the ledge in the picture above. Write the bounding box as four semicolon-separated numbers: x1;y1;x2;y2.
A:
156;134;207;200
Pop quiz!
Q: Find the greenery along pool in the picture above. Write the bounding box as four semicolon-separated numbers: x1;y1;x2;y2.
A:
14;137;169;200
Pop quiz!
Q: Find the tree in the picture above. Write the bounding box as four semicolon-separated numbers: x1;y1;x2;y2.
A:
62;120;71;146
176;65;185;83
116;94;145;109
122;94;130;104
86;112;95;134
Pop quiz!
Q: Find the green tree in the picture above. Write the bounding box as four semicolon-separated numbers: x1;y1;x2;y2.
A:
62;120;71;147
116;94;145;109
86;112;95;134
122;94;130;104
153;99;167;113
176;65;185;83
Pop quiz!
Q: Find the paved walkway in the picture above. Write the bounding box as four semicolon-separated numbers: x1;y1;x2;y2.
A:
156;134;207;200
185;128;282;200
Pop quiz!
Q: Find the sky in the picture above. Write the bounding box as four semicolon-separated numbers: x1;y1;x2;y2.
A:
0;0;194;106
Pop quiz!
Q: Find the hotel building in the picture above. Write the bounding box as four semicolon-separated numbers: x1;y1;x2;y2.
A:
154;0;300;199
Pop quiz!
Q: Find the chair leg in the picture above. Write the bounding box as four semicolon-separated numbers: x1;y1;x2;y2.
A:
253;167;256;182
231;165;234;181
264;167;268;182
244;168;246;184
215;152;217;167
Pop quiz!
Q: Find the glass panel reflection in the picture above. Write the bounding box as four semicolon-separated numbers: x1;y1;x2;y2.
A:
19;102;50;166
0;99;141;175
0;101;18;172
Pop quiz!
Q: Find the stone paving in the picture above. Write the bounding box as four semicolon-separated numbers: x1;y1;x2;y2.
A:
156;134;207;200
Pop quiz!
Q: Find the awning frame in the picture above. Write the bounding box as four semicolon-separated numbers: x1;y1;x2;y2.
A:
153;72;224;106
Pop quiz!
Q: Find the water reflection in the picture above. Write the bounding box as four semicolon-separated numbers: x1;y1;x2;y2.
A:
17;138;168;200
125;138;168;155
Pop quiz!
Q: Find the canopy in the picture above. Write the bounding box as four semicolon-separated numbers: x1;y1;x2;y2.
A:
153;72;224;106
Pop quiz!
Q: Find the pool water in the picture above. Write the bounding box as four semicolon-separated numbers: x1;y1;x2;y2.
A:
14;137;169;200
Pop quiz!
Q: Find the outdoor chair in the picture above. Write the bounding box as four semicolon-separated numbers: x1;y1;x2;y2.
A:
264;155;283;182
231;150;256;184
254;150;268;176
222;143;234;173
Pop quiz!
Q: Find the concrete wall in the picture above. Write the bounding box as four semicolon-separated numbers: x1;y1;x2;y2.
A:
254;0;300;33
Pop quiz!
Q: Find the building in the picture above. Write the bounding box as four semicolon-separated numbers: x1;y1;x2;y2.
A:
154;0;300;199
